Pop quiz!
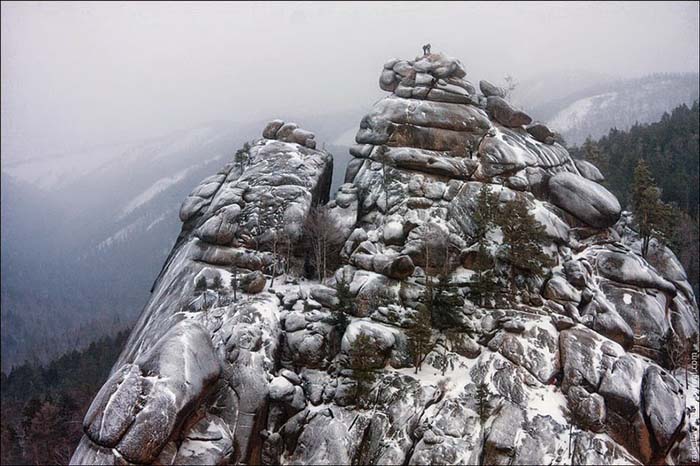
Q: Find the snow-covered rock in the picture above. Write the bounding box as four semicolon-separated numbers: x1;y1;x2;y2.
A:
548;172;621;228
72;50;697;466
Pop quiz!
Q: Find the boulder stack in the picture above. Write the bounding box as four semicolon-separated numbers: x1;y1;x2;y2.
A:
262;119;317;149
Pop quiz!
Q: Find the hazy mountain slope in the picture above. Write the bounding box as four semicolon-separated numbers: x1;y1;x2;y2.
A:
519;73;699;145
1;113;361;371
1;121;251;370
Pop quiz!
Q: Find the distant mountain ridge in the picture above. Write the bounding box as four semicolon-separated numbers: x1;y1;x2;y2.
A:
0;113;361;371
519;72;699;145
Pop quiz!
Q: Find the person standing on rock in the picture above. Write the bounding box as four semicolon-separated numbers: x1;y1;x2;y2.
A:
422;43;431;56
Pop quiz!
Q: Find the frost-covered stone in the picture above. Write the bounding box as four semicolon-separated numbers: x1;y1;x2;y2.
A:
548;172;621;228
262;119;285;139
112;321;220;463
342;320;397;369
383;221;406;245
309;285;339;309
478;126;572;177
599;281;669;360
526;122;556;144
240;270;266;293
560;327;623;393
174;415;233;465
543;274;581;303
269;376;295;401
595;249;676;294
567;386;606;432
83;364;143;447
643;366;685;450
479;79;506;98
486;96;533;127
575;159;605;181
598;354;645;415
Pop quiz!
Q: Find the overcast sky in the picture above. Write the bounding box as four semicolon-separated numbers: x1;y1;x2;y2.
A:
2;1;698;163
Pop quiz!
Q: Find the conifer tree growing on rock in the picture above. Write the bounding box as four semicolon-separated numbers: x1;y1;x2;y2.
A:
581;136;607;173
234;142;251;170
267;228;280;291
211;275;223;307
407;295;437;373
229;267;239;303
212;274;223;291
432;274;464;330
375;145;393;218
348;333;377;403
325;277;352;337
421;222;454;278
195;276;207;294
471;184;502;306
631;159;674;257
499;194;553;289
335;276;354;315
194;276;209;308
475;381;492;427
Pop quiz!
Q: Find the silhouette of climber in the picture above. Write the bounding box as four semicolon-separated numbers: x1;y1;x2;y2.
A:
422;43;431;56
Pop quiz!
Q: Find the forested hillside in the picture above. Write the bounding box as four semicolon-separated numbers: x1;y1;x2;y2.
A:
570;101;699;295
0;331;129;465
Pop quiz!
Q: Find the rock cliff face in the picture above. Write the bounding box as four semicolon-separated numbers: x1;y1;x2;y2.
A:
71;52;699;465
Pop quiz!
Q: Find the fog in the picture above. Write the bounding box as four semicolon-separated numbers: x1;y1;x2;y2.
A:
2;1;698;163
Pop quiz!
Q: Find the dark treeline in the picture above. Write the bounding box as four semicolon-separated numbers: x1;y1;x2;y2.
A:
570;101;699;216
1;330;129;465
569;101;699;295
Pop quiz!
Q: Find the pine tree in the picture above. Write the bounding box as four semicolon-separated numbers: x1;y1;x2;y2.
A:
475;381;492;426
581;136;607;173
229;267;239;302
631;159;674;257
234;142;251;169
348;333;377;403
324;277;352;337
471;184;501;306
472;184;500;242
407;297;435;373
336;276;354;315
194;276;207;294
472;242;498;307
500;195;553;286
194;276;209;309
212;274;223;290
432;274;464;330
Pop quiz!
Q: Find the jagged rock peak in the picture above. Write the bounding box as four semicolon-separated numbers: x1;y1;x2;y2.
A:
354;49;621;229
262;119;317;149
379;51;479;105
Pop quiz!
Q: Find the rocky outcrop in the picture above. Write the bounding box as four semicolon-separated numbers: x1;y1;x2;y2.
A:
72;50;698;466
526;122;557;144
486;96;533;128
262;119;317;149
71;123;332;465
548;172;621;228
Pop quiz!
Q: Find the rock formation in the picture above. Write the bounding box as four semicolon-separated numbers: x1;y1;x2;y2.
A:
72;51;699;466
